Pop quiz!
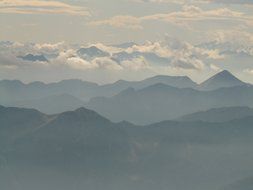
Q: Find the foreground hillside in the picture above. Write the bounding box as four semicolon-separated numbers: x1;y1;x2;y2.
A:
1;106;253;190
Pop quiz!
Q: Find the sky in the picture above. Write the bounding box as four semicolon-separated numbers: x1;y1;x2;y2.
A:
0;0;253;84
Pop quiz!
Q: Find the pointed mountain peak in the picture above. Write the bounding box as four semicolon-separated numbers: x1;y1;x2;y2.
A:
214;70;235;78
200;70;246;90
208;70;241;81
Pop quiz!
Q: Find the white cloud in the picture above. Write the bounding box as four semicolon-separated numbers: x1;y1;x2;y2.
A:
0;50;50;70
132;0;183;3
92;57;123;71
34;42;66;52
210;64;222;71
204;0;253;4
170;53;205;70
134;0;253;4
90;5;250;30
88;43;122;54
126;41;173;58
0;37;242;74
202;30;253;56
207;30;253;45
244;68;253;75
54;50;98;70
0;0;90;16
89;15;142;30
121;56;150;71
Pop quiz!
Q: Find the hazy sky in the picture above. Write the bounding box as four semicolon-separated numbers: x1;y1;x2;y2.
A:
0;0;253;83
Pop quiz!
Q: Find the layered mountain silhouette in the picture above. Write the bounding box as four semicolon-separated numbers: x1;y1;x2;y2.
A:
1;106;253;190
1;70;252;124
0;74;196;103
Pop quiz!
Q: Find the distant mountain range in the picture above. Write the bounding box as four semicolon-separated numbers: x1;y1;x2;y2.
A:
0;70;251;124
1;105;253;190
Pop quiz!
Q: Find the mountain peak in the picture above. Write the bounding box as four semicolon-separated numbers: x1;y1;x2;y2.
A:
215;70;234;77
210;70;241;82
200;70;246;90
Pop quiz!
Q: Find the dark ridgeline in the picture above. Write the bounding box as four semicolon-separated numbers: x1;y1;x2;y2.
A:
1;106;253;190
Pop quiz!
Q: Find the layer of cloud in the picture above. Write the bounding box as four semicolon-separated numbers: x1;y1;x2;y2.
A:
205;0;253;4
89;5;250;29
89;15;142;30
54;50;99;70
2;34;251;74
134;0;253;4
200;30;253;56
0;0;90;16
244;69;253;75
2;38;253;84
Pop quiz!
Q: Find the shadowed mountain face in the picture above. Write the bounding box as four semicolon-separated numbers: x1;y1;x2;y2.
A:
199;70;247;90
1;106;253;190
